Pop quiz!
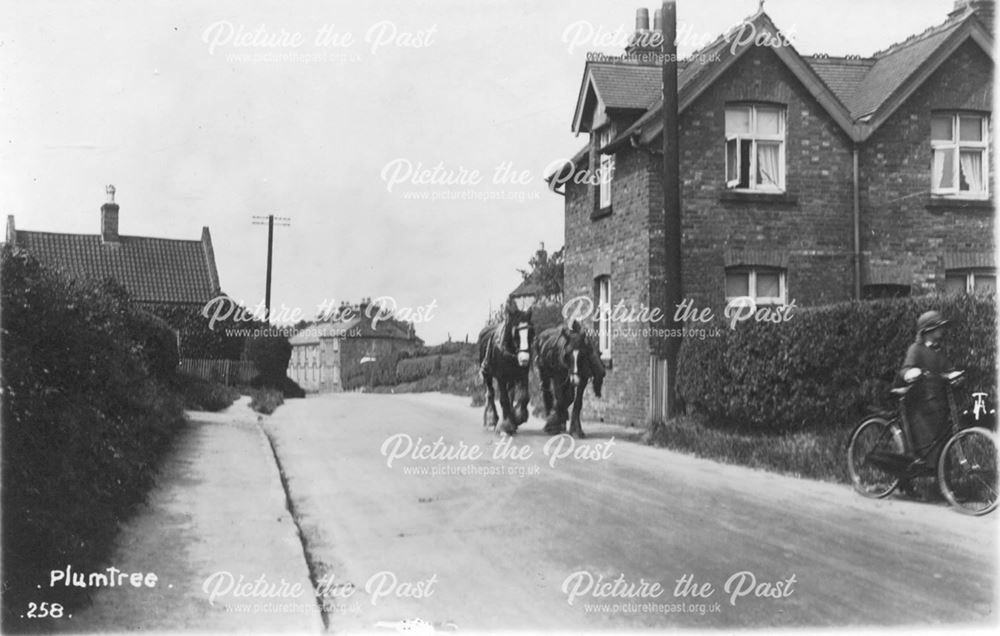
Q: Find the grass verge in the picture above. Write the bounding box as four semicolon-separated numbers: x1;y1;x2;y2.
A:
642;415;852;483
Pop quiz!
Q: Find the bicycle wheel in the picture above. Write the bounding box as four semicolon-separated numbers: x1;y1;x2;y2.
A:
847;417;905;498
938;427;998;516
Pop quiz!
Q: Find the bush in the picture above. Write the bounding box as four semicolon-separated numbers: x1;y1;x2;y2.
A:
1;247;186;627
677;294;997;434
440;353;474;375
396;355;441;383
248;387;284;415
172;373;240;411
243;333;292;386
342;350;403;390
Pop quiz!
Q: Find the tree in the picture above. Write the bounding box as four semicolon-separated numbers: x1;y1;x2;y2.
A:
517;243;564;297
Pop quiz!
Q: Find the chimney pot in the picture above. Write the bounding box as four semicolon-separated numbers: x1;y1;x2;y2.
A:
653;8;664;32
635;8;650;31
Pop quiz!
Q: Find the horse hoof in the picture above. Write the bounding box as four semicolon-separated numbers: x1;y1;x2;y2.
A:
498;421;517;436
571;429;587;439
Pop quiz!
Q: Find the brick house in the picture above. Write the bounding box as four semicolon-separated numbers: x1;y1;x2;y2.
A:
288;299;423;392
550;1;994;426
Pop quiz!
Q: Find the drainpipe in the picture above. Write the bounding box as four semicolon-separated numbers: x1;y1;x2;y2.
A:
853;147;861;300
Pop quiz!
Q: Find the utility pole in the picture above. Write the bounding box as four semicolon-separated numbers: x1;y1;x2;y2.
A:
662;0;683;417
251;214;291;322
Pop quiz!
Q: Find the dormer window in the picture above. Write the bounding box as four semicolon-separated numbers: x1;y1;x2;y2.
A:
725;104;786;192
931;112;989;199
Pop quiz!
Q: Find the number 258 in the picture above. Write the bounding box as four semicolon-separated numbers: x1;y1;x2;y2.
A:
27;602;64;618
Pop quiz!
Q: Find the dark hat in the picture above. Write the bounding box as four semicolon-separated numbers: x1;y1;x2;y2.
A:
916;310;949;334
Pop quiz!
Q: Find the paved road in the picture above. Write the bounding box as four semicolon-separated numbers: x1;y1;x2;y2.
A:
263;392;996;633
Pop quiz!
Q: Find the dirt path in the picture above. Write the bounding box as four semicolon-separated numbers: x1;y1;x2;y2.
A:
62;398;323;633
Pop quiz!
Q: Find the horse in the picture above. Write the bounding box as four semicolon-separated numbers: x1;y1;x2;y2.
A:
534;321;606;438
477;301;534;435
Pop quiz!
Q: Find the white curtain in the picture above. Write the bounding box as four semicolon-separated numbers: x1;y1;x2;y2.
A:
757;143;780;187
960;151;984;193
932;149;953;189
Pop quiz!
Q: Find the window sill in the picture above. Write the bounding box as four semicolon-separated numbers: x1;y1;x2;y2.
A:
719;190;797;205
926;196;993;211
591;206;613;220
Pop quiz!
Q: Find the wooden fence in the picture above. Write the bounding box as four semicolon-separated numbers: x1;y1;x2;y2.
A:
179;359;258;386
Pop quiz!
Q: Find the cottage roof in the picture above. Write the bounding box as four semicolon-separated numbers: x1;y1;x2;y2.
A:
289;312;419;346
577;8;992;152
8;228;220;304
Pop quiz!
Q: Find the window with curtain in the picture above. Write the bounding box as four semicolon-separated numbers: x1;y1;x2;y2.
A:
931;113;989;198
595;275;612;360
598;126;615;211
725;104;786;192
945;268;996;294
725;266;786;304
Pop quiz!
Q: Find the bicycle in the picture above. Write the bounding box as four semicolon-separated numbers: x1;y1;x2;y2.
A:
846;370;998;516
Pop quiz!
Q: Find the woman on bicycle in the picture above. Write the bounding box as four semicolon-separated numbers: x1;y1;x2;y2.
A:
900;310;955;470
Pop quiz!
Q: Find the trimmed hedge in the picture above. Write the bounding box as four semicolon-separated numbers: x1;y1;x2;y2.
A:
1;247;186;627
677;294;997;434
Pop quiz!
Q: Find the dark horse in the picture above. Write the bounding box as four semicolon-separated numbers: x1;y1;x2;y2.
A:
534;321;606;438
477;301;534;435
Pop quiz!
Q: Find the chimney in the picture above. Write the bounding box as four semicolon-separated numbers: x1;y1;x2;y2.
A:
5;215;15;246
635;7;650;32
101;184;119;242
626;7;664;60
950;0;994;34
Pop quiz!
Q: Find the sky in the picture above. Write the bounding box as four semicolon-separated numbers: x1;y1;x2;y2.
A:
0;0;964;344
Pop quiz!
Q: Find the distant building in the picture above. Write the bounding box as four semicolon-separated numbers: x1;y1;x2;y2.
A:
288;298;423;392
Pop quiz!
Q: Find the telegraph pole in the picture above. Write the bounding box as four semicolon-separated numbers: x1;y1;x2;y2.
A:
662;0;683;417
251;214;291;322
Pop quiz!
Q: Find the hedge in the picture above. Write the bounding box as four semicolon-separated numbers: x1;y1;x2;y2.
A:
397;355;442;383
1;247;186;627
342;350;402;390
677;293;997;434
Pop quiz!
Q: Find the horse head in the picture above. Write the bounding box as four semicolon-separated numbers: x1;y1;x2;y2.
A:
563;319;605;398
503;301;534;369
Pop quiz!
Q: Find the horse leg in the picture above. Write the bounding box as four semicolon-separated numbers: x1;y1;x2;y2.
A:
482;371;498;429
540;372;554;417
545;379;570;435
496;378;516;436
569;378;587;439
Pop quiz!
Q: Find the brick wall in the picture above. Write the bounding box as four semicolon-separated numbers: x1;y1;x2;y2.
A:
678;45;857;312
564;146;655;427
860;40;995;292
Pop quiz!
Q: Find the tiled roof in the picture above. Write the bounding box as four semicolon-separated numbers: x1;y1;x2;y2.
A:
582;8;991;150
13;230;219;304
804;56;876;114
848;18;965;118
587;64;662;110
289;312;417;346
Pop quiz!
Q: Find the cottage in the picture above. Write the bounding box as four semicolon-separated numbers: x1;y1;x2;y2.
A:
552;1;994;426
5;185;221;307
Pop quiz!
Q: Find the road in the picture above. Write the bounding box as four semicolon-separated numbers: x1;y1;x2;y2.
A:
262;392;997;633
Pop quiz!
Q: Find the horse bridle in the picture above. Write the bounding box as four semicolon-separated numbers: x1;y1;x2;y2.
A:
506;319;532;368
